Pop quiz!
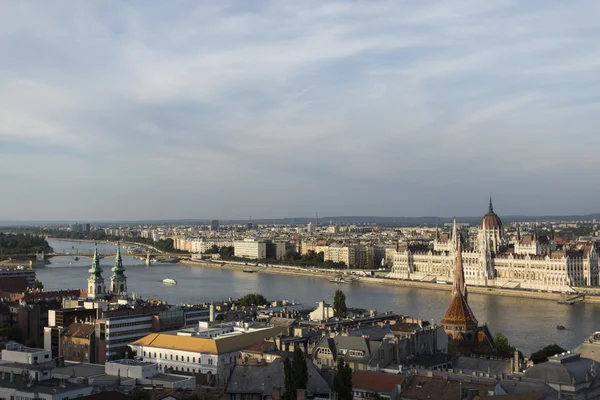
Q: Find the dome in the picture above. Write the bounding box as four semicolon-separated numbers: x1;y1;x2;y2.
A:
479;197;503;229
523;353;600;386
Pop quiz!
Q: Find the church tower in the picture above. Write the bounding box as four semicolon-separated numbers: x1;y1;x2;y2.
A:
110;247;127;297
441;240;496;355
87;248;106;298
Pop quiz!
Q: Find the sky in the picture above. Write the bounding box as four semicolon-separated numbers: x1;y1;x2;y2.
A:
1;1;600;221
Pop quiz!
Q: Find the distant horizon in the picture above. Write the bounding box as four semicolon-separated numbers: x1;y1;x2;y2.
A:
2;210;600;226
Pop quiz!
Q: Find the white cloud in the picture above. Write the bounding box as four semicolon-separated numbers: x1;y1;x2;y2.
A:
1;0;600;219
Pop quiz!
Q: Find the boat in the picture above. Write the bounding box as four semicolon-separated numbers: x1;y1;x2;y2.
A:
329;277;348;284
557;325;566;330
162;278;177;285
74;257;79;261
243;269;256;273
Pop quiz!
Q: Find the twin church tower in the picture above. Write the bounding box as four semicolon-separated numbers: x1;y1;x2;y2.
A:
87;247;128;298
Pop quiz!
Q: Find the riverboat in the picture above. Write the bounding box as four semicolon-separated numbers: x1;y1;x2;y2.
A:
162;278;177;285
557;325;566;330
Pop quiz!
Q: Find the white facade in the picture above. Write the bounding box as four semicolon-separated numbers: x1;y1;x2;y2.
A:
191;239;234;254
390;204;600;292
309;301;334;322
234;239;267;259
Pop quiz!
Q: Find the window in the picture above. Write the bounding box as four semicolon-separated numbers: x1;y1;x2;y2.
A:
193;357;196;363
170;355;173;360
154;353;156;358
159;353;162;359
144;351;147;357
176;355;179;361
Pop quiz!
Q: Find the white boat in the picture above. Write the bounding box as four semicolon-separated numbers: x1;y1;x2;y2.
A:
162;278;177;285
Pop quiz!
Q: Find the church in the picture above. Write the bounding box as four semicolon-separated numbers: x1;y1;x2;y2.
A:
440;240;495;355
390;198;599;291
87;247;128;299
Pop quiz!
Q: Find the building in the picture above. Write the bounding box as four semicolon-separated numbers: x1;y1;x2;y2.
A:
130;323;282;381
87;248;106;298
520;352;600;399
390;198;600;291
0;266;36;287
44;307;97;358
226;357;331;400
440;240;496;356
210;220;219;231
109;247;127;297
95;305;169;364
312;334;396;371
60;322;96;363
308;300;334;322
0;343;95;399
352;371;404;399
234;239;267;259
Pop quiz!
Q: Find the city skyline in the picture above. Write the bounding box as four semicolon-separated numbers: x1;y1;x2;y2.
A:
2;1;600;220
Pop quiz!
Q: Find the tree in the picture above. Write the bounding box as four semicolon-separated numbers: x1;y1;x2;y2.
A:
33;280;44;290
333;357;353;400
530;344;566;364
110;345;137;361
333;289;347;319
239;293;267;307
283;356;294;400
284;348;308;400
494;333;516;358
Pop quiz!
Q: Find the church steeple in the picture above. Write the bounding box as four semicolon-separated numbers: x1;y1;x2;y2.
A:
87;247;105;298
453;240;467;300
488;195;494;213
533;224;538;242
516;224;521;242
110;246;127;297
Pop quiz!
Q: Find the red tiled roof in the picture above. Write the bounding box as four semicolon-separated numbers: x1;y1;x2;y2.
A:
352;371;404;394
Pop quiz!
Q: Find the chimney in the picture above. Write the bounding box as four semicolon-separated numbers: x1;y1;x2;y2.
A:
272;387;281;400
210;303;215;323
296;389;306;400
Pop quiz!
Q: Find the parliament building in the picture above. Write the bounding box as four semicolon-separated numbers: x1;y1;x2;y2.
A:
390;199;599;292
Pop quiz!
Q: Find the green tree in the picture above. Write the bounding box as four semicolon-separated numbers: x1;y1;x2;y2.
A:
494;333;516;358
333;289;347;319
239;293;267;307
530;344;566;364
33;280;44;290
283;348;308;400
283;356;294;400
334;357;353;400
110;345;137;361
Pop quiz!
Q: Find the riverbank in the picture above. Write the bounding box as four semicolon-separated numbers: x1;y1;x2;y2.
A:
180;258;600;303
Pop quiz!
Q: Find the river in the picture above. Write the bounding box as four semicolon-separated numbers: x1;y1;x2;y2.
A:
37;240;600;356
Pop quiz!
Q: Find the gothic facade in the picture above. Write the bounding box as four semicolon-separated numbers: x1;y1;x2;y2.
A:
390;199;599;291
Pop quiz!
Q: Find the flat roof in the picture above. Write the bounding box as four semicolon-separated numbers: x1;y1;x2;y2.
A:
0;377;90;395
109;359;155;367
53;362;106;378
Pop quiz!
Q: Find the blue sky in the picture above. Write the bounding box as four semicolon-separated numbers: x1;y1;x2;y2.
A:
1;1;599;221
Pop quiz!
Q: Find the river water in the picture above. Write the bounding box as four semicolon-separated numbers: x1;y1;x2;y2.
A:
37;240;600;356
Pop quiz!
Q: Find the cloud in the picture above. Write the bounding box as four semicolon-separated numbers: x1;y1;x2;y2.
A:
1;0;599;220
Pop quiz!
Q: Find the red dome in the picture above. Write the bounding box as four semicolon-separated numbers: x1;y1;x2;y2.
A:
479;198;503;229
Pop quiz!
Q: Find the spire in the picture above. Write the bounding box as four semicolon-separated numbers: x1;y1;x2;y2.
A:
516;224;521;242
533;224;538;241
453;240;467;299
488;195;494;213
88;247;103;279
451;218;457;240
550;224;554;241
111;246;126;278
435;227;440;241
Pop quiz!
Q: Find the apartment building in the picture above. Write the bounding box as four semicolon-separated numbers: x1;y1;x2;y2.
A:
234;239;267;259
